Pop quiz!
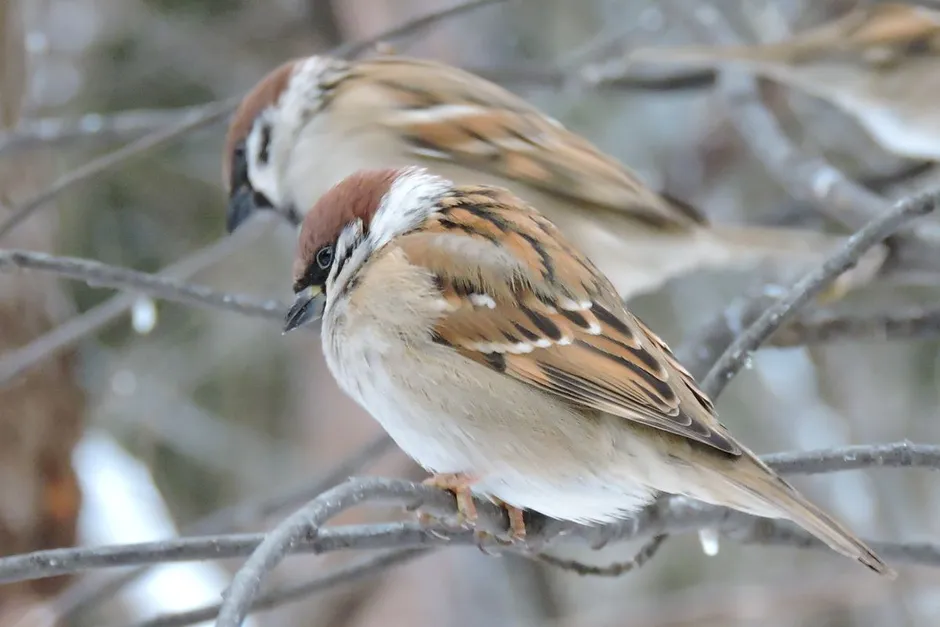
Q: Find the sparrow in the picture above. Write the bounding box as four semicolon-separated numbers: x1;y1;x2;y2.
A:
223;54;886;300
282;166;893;577
628;3;940;163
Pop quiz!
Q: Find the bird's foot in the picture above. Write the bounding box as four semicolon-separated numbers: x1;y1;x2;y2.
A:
416;474;529;553
490;496;527;546
422;472;479;528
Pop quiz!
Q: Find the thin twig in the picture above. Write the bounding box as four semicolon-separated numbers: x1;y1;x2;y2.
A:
769;306;940;347
0;107;224;157
53;434;395;622
0;99;236;241
678;296;940;378
678;2;940;277
700;190;937;398
0;215;274;387
128;549;426;627
332;0;505;58
533;534;668;577
213;479;444;627
2;442;937;586
0;248;287;320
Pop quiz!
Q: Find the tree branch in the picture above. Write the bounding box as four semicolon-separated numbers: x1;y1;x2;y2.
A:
0;214;275;387
0;99;236;241
53;434;395;623
769;306;940;347
699;189;937;398
129;549;427;627
1;442;937;587
0;107;222;156
680;2;940;278
0;248;287;320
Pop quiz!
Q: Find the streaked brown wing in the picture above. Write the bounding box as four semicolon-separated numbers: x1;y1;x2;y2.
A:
395;184;740;456
343;56;705;229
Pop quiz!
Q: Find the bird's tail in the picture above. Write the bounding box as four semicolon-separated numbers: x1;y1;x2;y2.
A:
729;459;895;578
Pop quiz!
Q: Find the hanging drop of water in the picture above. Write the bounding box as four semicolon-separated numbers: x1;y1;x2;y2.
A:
699;528;720;557
131;296;157;335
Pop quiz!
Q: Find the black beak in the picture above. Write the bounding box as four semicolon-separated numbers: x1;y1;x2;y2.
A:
226;186;303;233
226;186;275;234
283;285;326;333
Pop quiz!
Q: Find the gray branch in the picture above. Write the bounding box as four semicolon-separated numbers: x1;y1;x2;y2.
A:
1;441;937;587
0;215;275;387
700;189;937;397
54;434;395;623
0;248;287;320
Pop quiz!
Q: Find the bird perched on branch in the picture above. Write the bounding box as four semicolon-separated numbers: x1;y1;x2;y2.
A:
282;165;893;577
222;54;885;300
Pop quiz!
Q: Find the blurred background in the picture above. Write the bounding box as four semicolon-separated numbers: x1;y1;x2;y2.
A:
1;0;939;625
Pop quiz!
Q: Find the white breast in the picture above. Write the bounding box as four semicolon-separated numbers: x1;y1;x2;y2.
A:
316;256;669;524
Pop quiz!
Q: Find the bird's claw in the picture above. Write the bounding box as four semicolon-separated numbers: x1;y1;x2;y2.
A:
414;473;530;551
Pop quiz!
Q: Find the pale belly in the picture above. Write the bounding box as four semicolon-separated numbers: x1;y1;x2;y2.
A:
322;319;667;524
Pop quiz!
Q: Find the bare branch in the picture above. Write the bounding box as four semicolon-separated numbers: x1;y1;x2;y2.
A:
761;441;940;476
769;306;940;347
0;99;236;241
53;434;395;623
213;479;441;627
0;215;274;387
0;107;211;156
332;0;505;58
2;442;938;586
532;534;668;577
129;549;427;627
679;2;940;278
700;190;937;398
679;296;940;379
0;248;286;320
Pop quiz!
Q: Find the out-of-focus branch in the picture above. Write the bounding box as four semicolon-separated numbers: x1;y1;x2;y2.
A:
680;2;940;278
700;189;937;398
769;306;940;347
0;100;236;241
0;215;275;387
0;107;221;157
2;441;940;586
332;0;505;58
0;248;287;320
678;294;940;379
54;434;395;623
0;62;715;157
129;549;427;627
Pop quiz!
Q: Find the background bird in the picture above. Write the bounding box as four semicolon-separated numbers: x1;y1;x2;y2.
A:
222;54;886;300
282;165;894;578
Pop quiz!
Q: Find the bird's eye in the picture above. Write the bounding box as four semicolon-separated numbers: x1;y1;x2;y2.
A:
316;246;333;269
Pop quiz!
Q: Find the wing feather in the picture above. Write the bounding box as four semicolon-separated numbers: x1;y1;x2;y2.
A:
397;184;741;456
337;57;706;229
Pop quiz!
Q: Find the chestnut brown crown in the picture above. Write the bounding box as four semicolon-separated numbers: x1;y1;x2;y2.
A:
292;168;401;291
223;59;298;190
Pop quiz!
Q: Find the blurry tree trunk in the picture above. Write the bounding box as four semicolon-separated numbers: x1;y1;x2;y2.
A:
0;0;87;612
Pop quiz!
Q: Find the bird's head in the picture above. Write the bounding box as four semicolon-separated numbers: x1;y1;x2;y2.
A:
222;55;347;233
283;166;451;333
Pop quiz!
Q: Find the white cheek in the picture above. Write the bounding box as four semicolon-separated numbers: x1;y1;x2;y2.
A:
248;162;282;207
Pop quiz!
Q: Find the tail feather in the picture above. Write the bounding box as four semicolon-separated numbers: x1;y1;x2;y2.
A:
733;465;895;578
